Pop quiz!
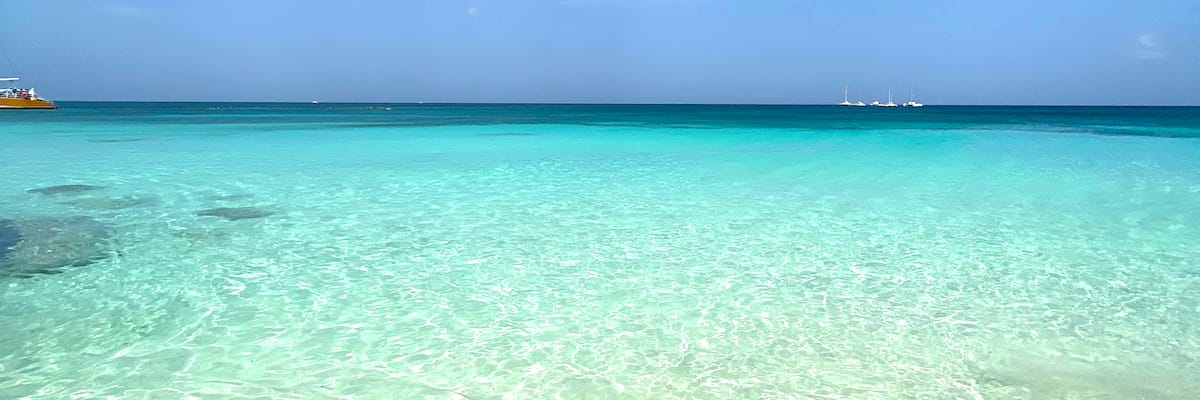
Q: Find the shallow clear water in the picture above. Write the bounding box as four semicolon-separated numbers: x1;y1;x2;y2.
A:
2;103;1199;399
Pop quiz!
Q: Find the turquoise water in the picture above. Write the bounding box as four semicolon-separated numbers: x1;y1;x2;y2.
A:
2;103;1200;399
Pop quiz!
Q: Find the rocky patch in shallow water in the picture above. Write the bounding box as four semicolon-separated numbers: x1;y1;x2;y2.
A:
26;184;106;196
196;207;274;221
0;216;115;277
0;220;19;261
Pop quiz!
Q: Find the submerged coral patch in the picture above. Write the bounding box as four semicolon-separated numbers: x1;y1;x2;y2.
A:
0;220;19;261
0;216;114;277
27;184;106;196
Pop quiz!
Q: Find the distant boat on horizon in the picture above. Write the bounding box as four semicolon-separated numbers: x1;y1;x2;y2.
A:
0;77;55;109
902;89;924;107
838;86;867;107
872;91;898;107
311;100;320;104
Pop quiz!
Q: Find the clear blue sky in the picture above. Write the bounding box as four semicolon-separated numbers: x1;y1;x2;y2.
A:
2;1;1197;104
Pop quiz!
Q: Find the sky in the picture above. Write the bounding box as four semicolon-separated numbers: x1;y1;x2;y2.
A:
1;0;1198;105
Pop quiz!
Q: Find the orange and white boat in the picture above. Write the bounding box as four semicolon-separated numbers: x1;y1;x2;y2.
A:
0;78;55;109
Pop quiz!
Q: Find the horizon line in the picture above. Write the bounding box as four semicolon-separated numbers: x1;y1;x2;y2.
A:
44;100;1200;107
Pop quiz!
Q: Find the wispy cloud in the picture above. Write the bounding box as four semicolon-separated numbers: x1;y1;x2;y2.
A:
466;7;479;17
1133;33;1166;60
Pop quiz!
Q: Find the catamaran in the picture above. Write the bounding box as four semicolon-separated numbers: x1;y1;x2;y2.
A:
872;91;898;107
902;89;924;107
0;78;55;109
839;86;853;106
838;86;867;106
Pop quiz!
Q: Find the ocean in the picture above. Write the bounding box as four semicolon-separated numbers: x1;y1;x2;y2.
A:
2;103;1199;399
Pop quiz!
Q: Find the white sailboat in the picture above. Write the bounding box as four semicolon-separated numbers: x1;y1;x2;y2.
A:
838;86;853;106
902;89;924;107
872;91;898;107
838;86;867;106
